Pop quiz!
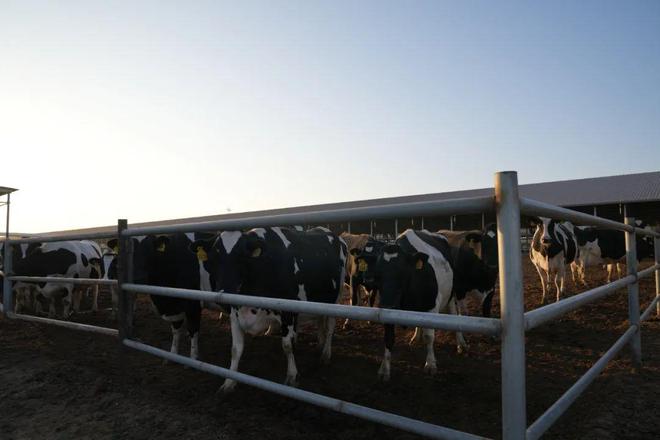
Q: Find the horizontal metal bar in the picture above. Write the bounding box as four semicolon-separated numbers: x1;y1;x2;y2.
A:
525;275;635;330
123;283;501;335
122;195;494;236
520;198;635;233
640;295;660;323
6;231;116;244
124;339;488;440
526;325;637;440
637;263;660;279
8;276;117;286
6;312;118;337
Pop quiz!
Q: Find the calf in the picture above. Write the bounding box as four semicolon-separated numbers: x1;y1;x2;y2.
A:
195;226;347;393
529;218;578;303
107;232;214;360
12;240;102;317
372;229;454;381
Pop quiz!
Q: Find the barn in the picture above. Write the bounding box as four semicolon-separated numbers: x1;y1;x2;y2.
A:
23;170;660;240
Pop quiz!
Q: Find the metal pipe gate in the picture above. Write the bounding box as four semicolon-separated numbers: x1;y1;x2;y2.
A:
2;170;659;440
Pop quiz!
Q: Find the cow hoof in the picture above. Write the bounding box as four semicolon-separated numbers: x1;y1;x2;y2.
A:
219;381;237;395
161;359;170;366
456;345;469;355
424;362;437;375
377;370;390;382
284;375;298;388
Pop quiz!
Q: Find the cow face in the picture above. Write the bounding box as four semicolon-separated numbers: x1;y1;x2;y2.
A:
531;217;560;250
465;223;499;269
195;231;266;295
350;240;384;288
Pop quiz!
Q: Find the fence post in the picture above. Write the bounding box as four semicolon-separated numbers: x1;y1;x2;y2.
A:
495;171;526;440
2;242;13;315
117;219;133;341
655;235;660;317
624;217;642;370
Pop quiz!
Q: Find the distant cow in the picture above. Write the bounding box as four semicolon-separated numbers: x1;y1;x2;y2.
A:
107;232;214;360
1;242;42;312
12;240;103;317
194;226;347;393
372;229;455;381
529;218;578;303
572;221;655;286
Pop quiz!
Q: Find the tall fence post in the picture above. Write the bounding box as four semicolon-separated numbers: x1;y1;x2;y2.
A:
655;236;660;317
624;217;642;370
495;171;526;440
2;242;13;315
117;219;133;341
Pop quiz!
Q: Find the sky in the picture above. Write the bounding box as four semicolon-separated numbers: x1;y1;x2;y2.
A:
1;1;659;233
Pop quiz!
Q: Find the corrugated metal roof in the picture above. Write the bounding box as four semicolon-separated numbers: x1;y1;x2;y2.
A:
20;171;660;237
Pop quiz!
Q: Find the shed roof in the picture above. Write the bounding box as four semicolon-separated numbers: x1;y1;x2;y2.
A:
19;170;660;237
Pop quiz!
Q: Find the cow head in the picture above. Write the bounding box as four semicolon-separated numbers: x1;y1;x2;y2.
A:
192;231;267;295
465;223;499;269
350;239;385;289
530;217;563;250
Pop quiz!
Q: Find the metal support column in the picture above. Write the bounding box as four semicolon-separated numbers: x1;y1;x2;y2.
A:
655;236;660;317
624;217;642;370
394;219;398;236
117;219;133;341
3;193;12;315
495;171;526;440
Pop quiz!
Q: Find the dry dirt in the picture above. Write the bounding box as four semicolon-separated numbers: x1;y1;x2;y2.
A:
1;258;659;440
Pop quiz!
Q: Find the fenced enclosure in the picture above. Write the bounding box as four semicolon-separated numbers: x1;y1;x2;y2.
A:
2;171;660;440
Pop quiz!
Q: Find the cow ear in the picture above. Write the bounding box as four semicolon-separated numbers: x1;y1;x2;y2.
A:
245;237;266;258
155;236;169;252
189;239;213;261
412;252;429;269
528;217;542;228
465;232;483;244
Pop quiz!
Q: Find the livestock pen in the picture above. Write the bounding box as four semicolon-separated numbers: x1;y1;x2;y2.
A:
1;171;659;440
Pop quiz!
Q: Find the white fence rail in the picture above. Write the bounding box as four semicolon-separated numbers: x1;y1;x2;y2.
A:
2;170;659;440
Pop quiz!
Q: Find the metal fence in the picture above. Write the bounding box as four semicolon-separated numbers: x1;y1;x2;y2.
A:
2;171;660;440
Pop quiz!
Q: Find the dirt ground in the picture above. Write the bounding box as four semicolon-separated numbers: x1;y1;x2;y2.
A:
1;258;659;440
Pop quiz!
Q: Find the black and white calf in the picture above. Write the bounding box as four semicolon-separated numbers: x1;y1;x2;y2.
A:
107;232;214;360
529;218;578;303
12;240;103;317
372;229;454;381
194;226;347;393
572;222;655;286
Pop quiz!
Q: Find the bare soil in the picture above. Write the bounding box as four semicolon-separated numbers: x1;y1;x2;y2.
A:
1;259;659;440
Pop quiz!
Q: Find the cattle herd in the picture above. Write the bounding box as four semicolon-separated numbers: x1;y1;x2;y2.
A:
0;217;656;391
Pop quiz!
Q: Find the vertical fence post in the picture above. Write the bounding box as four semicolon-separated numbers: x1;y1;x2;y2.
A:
655;236;660;317
2;242;13;315
495;171;526;440
624;217;642;370
117;219;133;341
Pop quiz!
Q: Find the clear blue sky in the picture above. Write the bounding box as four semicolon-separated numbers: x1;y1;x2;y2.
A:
2;1;659;233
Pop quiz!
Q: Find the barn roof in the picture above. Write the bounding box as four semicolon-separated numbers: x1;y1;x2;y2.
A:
18;170;660;237
0;187;18;197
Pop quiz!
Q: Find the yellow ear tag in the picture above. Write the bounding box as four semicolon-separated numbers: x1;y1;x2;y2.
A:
157;243;166;252
415;259;424;270
196;246;208;262
358;260;368;272
113;246;119;253
251;247;262;258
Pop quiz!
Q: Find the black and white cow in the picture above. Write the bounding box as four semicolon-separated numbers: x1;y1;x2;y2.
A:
439;223;499;317
12;240;103;317
194;226;347;393
107;232;214;360
1;242;42;312
529;218;578;303
347;238;386;308
372;229;454;381
572;222;655;286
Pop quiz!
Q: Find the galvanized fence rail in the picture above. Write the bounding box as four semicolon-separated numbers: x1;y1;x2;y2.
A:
2;170;659;440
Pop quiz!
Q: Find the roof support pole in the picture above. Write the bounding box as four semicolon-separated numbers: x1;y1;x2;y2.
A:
654;235;660;317
117;219;134;341
3;193;12;316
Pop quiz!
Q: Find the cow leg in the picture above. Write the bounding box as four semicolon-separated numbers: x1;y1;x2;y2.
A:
320;316;335;364
534;264;547;304
448;299;468;353
62;286;75;318
616;263;623;280
186;301;201;360
281;313;299;386
110;286;118;318
378;324;394;381
169;319;184;355
71;287;82;314
220;308;245;394
606;264;614;283
408;327;422;346
423;327;437;374
91;284;99;312
343;278;359;329
368;289;378;307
